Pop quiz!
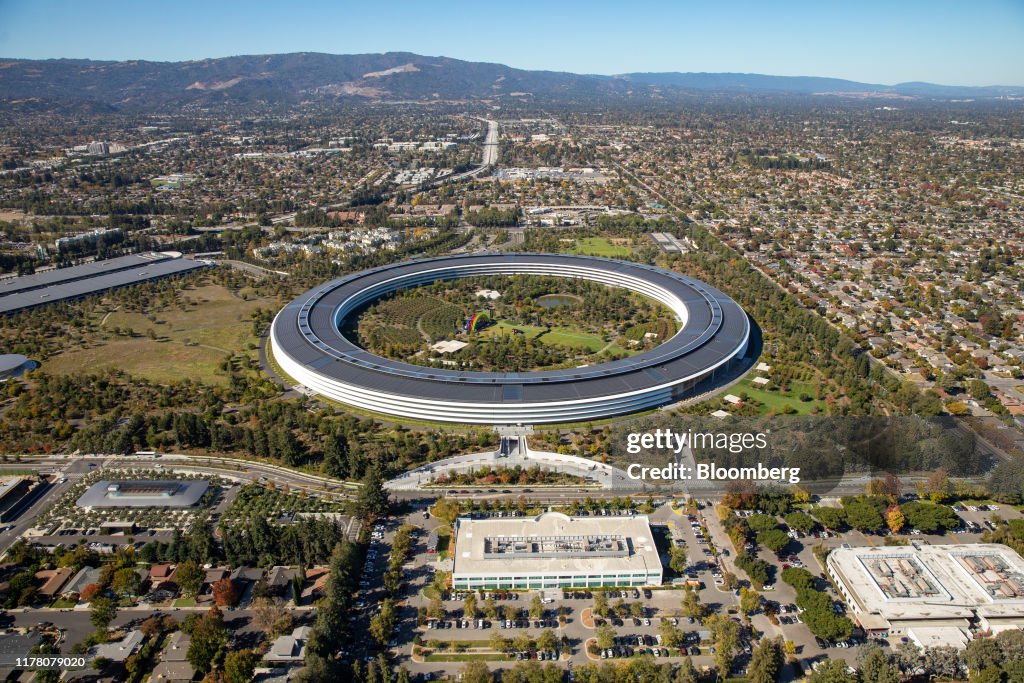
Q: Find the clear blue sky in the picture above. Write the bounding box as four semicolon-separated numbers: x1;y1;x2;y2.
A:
1;0;1022;86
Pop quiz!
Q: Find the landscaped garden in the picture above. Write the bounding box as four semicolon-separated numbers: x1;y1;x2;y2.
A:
347;273;676;372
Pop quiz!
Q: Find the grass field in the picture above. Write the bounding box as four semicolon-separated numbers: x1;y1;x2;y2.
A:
568;237;633;258
539;327;606;352
45;284;274;386
424;653;511;662
480;320;548;339
480;321;604;352
734;376;825;415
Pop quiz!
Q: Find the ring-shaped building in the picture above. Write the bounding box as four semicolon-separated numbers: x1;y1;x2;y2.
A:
270;253;750;424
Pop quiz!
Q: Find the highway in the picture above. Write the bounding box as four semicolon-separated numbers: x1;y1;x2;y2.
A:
443;118;499;183
481;117;499;166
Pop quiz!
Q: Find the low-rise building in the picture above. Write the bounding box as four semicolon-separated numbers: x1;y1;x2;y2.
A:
452;511;662;590
827;543;1024;648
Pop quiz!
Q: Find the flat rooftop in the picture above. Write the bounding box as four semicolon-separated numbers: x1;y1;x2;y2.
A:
453;512;660;577
0;253;209;315
76;480;209;508
828;543;1024;623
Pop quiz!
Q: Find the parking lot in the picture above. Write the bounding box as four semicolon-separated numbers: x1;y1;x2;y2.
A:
339;495;1024;680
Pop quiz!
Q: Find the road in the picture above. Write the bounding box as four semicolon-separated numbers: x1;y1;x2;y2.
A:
481;118;499;166
0;478;75;555
444;119;499;183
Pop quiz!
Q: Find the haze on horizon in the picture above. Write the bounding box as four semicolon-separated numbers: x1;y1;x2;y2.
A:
0;0;1022;87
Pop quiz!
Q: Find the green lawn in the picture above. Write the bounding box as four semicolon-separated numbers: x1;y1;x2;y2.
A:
482;321;605;352
49;598;77;609
172;597;197;607
732;377;825;415
480;321;548;339
538;327;606;352
568;238;633;258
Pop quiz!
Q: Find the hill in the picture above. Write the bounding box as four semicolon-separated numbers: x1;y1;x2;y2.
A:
0;52;1019;108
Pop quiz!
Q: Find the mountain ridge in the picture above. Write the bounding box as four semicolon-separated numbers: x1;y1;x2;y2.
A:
1;51;1020;108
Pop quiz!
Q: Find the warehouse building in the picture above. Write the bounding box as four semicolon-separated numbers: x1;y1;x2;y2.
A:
451;512;663;590
827;543;1024;648
76;480;209;509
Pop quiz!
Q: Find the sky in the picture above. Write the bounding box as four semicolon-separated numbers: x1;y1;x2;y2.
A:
0;0;1022;86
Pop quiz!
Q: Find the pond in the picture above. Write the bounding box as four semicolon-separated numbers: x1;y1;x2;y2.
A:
536;294;580;308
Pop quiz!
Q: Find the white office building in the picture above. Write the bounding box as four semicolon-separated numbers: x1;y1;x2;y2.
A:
451;512;663;590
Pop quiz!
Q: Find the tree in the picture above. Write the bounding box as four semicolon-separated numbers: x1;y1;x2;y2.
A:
867;474;903;502
739;587;762;616
971;666;1005;683
674;656;698;683
968;380;992;402
224;649;260;683
784;511;816;534
90;596;116;630
903;501;961;533
747;514;779;533
536;629;558;652
892;643;925;671
460;661;492;683
922;645;965;680
530;594;544;620
595;623;616;650
843;499;884;532
995;628;1024;662
512;632;532;654
251;596;293;636
111;567;142;597
748;637;784;683
212;578;240;608
489;631;509;654
188;607;227;674
430;497;461;526
706;613;739;680
781;567;816;593
175;560;203;596
464;594;478;620
427;596;445;620
965;638;1003;674
681;588;707;620
813;506;846;530
669;544;689;573
757;528;791;553
357;464;390;518
926;469;953;503
593;590;609;618
659;620;684;648
80;582;101;602
808;660;857;683
370;599;396;646
860;645;900;683
886;505;906;534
